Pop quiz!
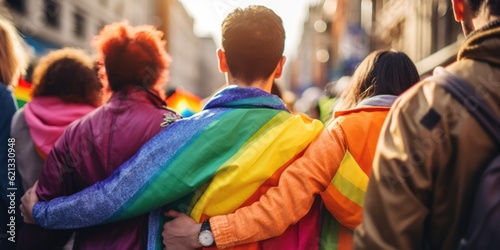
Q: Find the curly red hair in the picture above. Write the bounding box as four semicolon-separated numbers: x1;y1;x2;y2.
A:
92;21;171;93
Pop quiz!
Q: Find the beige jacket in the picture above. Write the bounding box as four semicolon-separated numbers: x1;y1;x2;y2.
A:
354;22;500;250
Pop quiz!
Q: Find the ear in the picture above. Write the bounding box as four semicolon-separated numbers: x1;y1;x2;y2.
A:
217;49;229;73
451;0;464;21
273;56;287;78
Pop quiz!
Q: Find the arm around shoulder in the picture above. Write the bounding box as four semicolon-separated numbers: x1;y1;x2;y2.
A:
210;127;347;248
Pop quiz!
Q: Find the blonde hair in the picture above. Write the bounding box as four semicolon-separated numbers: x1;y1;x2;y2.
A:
0;18;28;87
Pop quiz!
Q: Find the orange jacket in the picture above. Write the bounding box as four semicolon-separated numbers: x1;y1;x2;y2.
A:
320;106;390;250
210;98;394;249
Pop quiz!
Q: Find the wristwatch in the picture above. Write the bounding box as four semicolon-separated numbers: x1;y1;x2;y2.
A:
198;219;215;247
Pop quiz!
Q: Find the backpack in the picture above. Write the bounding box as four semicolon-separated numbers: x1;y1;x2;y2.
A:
432;70;500;250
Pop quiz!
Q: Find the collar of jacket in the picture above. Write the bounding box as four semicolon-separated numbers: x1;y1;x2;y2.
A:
108;86;166;108
357;95;398;108
0;82;14;93
458;19;500;67
334;95;396;118
204;85;289;112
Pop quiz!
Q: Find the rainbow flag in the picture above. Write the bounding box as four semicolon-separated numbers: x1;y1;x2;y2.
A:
167;88;202;117
32;86;324;250
14;78;32;108
319;150;367;250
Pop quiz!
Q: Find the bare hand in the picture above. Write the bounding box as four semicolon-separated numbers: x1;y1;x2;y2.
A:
162;210;202;250
20;181;39;224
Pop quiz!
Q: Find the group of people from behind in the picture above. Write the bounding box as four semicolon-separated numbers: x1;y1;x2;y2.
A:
1;16;181;249
0;0;498;249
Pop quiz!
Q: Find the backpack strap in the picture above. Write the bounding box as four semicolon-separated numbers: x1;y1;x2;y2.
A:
431;70;500;147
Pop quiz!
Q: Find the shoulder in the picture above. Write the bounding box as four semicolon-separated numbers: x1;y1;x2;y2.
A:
0;85;17;109
335;106;391;121
0;86;17;123
59;107;100;145
333;106;391;133
392;76;450;120
11;109;26;132
129;103;182;130
325;118;348;145
394;61;485;116
384;69;472;138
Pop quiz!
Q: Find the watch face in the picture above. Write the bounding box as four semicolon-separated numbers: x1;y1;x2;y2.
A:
198;230;214;247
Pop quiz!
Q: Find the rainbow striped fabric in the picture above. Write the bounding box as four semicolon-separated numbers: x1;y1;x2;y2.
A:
14;78;32;108
319;150;369;250
319;101;392;250
32;86;324;250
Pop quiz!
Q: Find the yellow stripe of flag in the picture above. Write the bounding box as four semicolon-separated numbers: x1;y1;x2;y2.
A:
190;113;323;221
332;150;369;207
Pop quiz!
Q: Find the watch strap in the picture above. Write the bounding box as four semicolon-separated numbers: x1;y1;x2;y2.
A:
201;219;212;231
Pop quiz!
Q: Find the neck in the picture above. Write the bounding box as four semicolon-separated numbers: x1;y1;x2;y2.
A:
472;12;500;31
226;75;273;93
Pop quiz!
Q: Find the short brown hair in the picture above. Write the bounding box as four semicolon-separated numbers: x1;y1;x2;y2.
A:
92;21;171;92
31;48;101;106
221;6;285;84
469;0;500;15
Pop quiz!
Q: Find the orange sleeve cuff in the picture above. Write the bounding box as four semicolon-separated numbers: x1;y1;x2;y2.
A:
210;215;236;249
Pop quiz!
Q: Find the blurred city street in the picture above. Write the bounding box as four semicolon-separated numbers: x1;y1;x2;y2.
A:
2;0;463;118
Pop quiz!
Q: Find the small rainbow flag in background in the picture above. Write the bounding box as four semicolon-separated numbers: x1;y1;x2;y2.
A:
14;78;32;108
166;88;202;117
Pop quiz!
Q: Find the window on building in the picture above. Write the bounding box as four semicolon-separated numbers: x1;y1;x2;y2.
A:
6;0;25;13
44;0;61;28
73;11;86;38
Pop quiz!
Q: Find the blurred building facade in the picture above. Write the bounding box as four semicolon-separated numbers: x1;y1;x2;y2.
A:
2;0;223;98
289;0;371;96
369;0;463;75
197;37;224;97
289;3;334;94
156;0;223;98
4;0;155;55
290;0;464;97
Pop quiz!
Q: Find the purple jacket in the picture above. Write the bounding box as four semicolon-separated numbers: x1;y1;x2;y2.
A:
33;88;180;250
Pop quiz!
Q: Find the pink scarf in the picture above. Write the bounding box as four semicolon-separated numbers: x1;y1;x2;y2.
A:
23;97;96;158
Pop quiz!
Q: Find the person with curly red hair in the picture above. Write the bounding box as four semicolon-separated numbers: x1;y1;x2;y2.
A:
94;21;171;101
20;21;180;250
